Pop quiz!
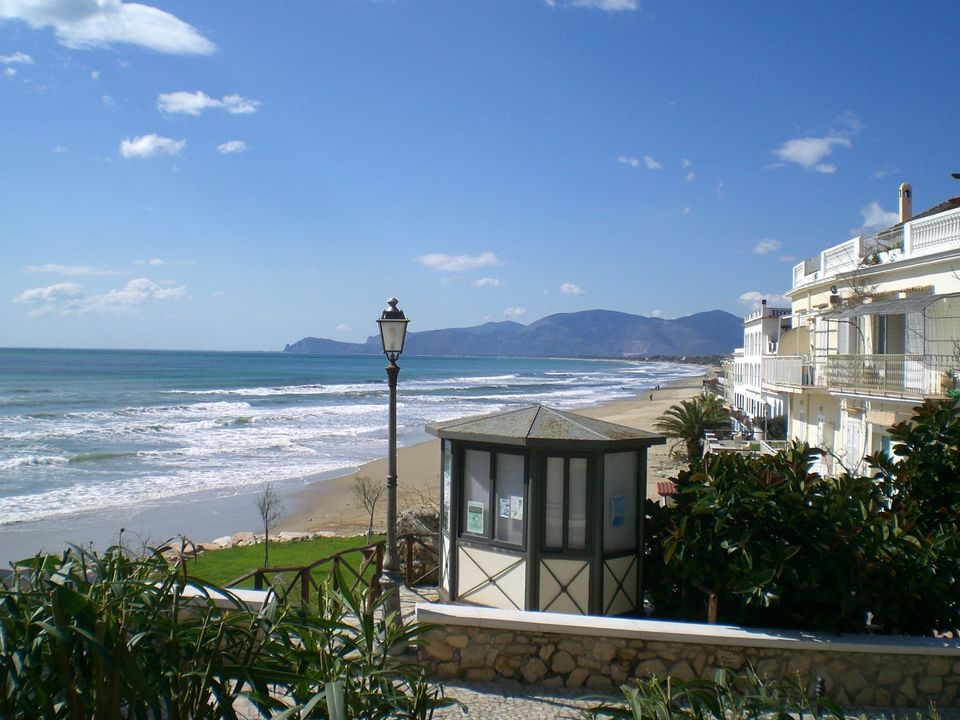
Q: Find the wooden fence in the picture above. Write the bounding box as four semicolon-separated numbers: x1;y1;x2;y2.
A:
224;532;438;605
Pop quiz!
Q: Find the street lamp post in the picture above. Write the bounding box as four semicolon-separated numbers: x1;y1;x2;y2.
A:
377;297;409;629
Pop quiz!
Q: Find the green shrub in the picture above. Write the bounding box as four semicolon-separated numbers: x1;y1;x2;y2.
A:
644;399;960;633
584;667;843;720
0;544;456;719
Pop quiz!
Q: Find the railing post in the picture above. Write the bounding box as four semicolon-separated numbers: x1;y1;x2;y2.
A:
301;570;309;605
332;557;340;591
405;535;414;587
254;571;263;591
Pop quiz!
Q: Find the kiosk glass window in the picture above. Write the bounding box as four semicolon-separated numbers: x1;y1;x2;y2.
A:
544;455;588;551
461;449;525;547
441;440;452;535
568;458;587;549
494;453;525;545
463;449;490;537
603;451;637;552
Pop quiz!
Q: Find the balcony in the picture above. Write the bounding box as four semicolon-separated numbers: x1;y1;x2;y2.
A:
761;355;821;389
825;354;960;399
791;206;960;291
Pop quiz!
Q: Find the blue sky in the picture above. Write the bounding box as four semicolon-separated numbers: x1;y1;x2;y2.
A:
2;0;959;351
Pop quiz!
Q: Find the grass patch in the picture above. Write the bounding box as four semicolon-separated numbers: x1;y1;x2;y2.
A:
185;534;383;589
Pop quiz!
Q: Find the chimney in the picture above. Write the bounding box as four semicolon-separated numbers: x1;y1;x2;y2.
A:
899;182;912;223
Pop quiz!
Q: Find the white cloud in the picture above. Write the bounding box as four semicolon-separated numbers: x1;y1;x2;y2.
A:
136;257;194;267
101;95;116;108
560;282;586;296
336;323;351;332
473;277;502;289
773;136;848;173
90;69;99;80
0;51;33;64
0;0;215;55
120;133;185;159
739;290;790;309
23;263;119;276
545;0;638;10
14;278;186;317
158;91;260;116
680;158;692;169
649;309;664;318
752;239;782;255
87;277;186;311
779;255;796;263
685;171;696;182
417;251;500;272
772;115;861;173
4;67;15;77
860;201;898;229
503;306;526;318
217;140;247;154
680;206;691;215
617;155;661;170
13;283;82;312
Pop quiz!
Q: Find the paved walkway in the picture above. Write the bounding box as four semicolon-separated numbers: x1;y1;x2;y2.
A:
434;681;618;719
399;586;620;719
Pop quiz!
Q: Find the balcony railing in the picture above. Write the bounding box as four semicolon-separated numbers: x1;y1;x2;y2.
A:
791;206;960;290
761;355;821;388
825;354;960;398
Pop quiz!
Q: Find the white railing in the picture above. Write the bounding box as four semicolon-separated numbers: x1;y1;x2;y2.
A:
793;207;960;291
906;206;960;258
826;354;960;398
822;238;860;276
762;355;820;388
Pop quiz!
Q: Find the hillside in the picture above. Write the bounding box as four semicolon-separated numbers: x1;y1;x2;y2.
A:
283;309;741;358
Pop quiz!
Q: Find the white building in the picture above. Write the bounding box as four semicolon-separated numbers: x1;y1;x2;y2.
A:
730;300;792;437
762;183;960;474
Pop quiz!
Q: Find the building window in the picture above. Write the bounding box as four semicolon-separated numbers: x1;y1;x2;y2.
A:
461;447;526;547
543;455;588;552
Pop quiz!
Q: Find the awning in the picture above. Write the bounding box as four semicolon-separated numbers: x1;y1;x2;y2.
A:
830;295;939;319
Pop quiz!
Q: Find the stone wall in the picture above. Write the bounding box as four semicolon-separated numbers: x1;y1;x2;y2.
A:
416;604;960;709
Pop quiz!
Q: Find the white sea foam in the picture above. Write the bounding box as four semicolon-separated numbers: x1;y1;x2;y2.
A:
0;355;702;526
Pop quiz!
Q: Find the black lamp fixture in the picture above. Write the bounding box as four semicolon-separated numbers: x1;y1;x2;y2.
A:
377;298;410;361
376;297;409;635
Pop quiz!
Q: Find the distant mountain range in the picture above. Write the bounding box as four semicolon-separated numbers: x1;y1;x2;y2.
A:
283;309;742;358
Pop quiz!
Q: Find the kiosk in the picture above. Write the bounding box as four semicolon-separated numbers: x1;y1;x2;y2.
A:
427;405;665;616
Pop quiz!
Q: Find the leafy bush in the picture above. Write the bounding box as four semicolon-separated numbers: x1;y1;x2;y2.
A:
0;544;455;719
584;667;842;720
644;399;960;634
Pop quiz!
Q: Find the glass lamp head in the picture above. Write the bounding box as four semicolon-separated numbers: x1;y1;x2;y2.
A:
377;297;409;360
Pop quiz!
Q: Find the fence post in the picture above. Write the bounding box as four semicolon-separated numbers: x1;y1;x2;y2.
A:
300;570;309;605
405;535;414;587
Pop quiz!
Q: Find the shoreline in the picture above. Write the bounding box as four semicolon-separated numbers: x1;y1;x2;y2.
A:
0;365;710;564
278;369;710;537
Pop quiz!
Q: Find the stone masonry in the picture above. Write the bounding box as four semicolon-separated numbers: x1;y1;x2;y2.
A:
417;606;960;709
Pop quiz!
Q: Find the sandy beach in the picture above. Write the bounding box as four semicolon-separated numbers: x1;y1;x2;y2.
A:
279;369;709;537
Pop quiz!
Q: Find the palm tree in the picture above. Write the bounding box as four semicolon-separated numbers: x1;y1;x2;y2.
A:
654;393;730;466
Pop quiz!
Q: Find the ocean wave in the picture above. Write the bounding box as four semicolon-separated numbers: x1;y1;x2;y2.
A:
0;454;69;470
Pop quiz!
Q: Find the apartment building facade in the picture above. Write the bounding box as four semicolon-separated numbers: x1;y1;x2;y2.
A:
729;301;792;436
762;183;960;474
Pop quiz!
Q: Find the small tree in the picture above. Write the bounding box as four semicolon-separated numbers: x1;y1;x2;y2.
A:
256;483;285;567
353;475;384;539
654;393;729;467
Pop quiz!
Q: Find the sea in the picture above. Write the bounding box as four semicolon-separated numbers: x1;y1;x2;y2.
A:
0;348;701;563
